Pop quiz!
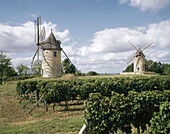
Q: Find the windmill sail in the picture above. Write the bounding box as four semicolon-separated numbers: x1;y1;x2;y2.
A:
31;16;46;69
126;53;135;64
128;41;138;50
142;42;154;51
62;49;74;65
31;47;39;66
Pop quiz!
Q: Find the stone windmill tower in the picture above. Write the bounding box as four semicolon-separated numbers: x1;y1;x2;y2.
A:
41;31;62;77
133;47;145;72
126;41;154;74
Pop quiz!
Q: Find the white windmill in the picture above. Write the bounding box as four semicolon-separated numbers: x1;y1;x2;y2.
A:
122;41;155;75
31;16;74;77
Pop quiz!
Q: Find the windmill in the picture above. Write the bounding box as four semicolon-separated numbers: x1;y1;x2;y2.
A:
126;41;154;73
31;17;75;77
31;16;46;74
41;30;75;77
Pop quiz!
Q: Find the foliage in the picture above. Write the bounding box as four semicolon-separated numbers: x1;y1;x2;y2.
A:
16;76;170;104
146;60;164;74
124;60;170;75
31;60;42;75
75;70;86;76
149;101;170;134
16;64;30;75
62;58;76;74
162;63;170;75
15;76;170;133
0;75;39;84
124;63;134;72
0;51;17;77
84;91;170;134
87;71;99;76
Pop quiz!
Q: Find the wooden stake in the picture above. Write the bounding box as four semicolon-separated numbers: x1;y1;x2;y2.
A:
53;102;55;112
19;90;30;103
29;90;36;102
44;100;48;112
23;90;36;108
35;90;39;107
28;95;44;114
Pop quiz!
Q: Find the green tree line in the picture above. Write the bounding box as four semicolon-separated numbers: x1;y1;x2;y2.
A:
124;60;170;75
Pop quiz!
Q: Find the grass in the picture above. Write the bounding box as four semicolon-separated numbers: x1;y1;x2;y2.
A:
0;80;85;134
0;115;83;134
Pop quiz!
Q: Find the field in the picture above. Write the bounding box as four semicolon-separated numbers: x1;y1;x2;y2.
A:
0;74;168;134
0;79;85;134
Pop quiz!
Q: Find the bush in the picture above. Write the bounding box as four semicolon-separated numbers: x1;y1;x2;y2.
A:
84;91;170;134
149;101;170;134
87;71;99;76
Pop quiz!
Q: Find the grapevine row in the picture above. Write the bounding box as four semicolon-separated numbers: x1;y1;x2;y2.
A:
84;91;170;134
16;76;170;104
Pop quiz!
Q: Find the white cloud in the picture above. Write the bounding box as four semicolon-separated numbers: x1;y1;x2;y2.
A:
12;57;32;67
43;22;70;43
119;0;129;4
79;20;170;56
119;0;170;11
0;21;70;53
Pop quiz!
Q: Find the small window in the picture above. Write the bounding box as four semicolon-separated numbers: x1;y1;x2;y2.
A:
54;51;57;57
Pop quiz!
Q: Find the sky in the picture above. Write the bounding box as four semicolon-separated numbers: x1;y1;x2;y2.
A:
0;0;170;73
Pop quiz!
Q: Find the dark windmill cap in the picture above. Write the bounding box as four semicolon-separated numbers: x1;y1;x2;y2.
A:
41;31;62;50
135;48;145;57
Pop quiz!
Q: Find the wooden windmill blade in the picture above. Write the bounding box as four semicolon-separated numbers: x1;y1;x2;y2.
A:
128;41;138;50
148;62;154;68
40;26;46;42
31;47;39;66
62;49;74;65
142;42;154;51
145;59;155;68
32;16;41;69
126;52;135;64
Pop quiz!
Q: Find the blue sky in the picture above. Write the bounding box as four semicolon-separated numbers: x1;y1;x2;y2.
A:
0;0;170;73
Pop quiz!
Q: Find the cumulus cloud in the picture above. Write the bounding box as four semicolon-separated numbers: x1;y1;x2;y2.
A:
0;21;70;53
119;0;170;11
12;57;33;67
78;20;170;59
75;19;170;73
43;22;70;43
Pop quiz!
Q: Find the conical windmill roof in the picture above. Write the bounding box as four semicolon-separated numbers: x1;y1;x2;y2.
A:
41;31;62;50
135;48;145;57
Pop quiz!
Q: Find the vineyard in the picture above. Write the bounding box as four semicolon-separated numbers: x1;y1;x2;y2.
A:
15;76;170;133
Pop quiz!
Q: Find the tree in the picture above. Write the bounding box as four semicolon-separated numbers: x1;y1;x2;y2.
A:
124;63;134;72
162;63;170;75
16;64;30;75
31;60;42;75
146;60;164;74
3;67;17;77
87;71;99;76
62;58;76;74
0;51;17;77
124;59;170;75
